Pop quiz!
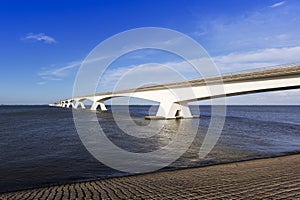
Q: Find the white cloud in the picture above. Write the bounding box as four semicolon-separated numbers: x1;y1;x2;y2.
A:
214;46;300;73
270;89;300;97
36;81;46;85
42;45;300;87
193;2;300;53
216;46;300;63
210;45;300;105
96;55;231;93
40;45;300;104
98;62;199;92
270;1;286;8
38;60;81;82
23;33;57;44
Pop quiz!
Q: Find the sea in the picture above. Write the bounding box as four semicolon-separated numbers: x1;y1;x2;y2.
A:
0;105;299;193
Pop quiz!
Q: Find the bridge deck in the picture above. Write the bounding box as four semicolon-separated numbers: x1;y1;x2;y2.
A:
75;64;300;99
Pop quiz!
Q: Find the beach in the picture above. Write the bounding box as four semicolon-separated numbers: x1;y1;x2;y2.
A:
1;154;300;199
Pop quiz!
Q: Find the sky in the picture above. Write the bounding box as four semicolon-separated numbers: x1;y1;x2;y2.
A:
1;0;300;105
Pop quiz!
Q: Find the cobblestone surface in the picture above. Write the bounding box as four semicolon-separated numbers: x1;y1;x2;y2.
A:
1;154;300;199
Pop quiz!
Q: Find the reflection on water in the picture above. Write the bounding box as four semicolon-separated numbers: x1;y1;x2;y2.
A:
0;105;299;193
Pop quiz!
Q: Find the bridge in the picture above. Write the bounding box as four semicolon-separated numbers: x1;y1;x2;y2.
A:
50;64;300;119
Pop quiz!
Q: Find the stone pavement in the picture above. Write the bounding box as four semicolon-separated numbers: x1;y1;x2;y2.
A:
1;154;300;199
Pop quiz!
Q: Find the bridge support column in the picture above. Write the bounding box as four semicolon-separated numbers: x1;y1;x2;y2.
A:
67;102;73;108
74;101;86;109
147;102;193;119
178;102;193;118
91;101;107;111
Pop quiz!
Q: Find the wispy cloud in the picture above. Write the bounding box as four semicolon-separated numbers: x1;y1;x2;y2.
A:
270;1;286;8
36;81;46;85
221;46;300;63
98;61;199;92
37;55;113;85
271;89;300;97
23;33;57;44
98;46;300;92
40;45;300;104
41;45;300;86
209;45;300;105
214;46;300;73
38;60;81;83
193;1;299;54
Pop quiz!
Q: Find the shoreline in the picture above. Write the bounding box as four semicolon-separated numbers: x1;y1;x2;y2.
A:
2;153;300;199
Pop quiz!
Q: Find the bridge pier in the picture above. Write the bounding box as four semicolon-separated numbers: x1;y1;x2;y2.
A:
62;101;68;108
67;101;74;108
146;102;194;119
91;101;107;111
74;100;86;109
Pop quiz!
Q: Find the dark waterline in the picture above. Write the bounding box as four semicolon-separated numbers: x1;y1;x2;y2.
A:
0;105;299;193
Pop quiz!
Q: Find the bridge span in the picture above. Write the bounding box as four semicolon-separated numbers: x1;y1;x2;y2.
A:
50;64;300;119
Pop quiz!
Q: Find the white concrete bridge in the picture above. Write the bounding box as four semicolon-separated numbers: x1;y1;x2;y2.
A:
50;64;300;119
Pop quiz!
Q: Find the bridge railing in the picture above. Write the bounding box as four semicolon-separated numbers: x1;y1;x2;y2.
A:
222;62;300;76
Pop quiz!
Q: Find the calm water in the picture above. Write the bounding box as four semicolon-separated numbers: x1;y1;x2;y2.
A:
0;105;300;193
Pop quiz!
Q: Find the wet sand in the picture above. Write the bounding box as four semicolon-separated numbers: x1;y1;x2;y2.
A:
1;154;300;199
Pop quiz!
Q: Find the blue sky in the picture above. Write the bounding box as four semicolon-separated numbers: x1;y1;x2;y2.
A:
1;0;300;104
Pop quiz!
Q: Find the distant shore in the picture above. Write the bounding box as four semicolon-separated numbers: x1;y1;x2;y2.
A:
2;153;300;199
